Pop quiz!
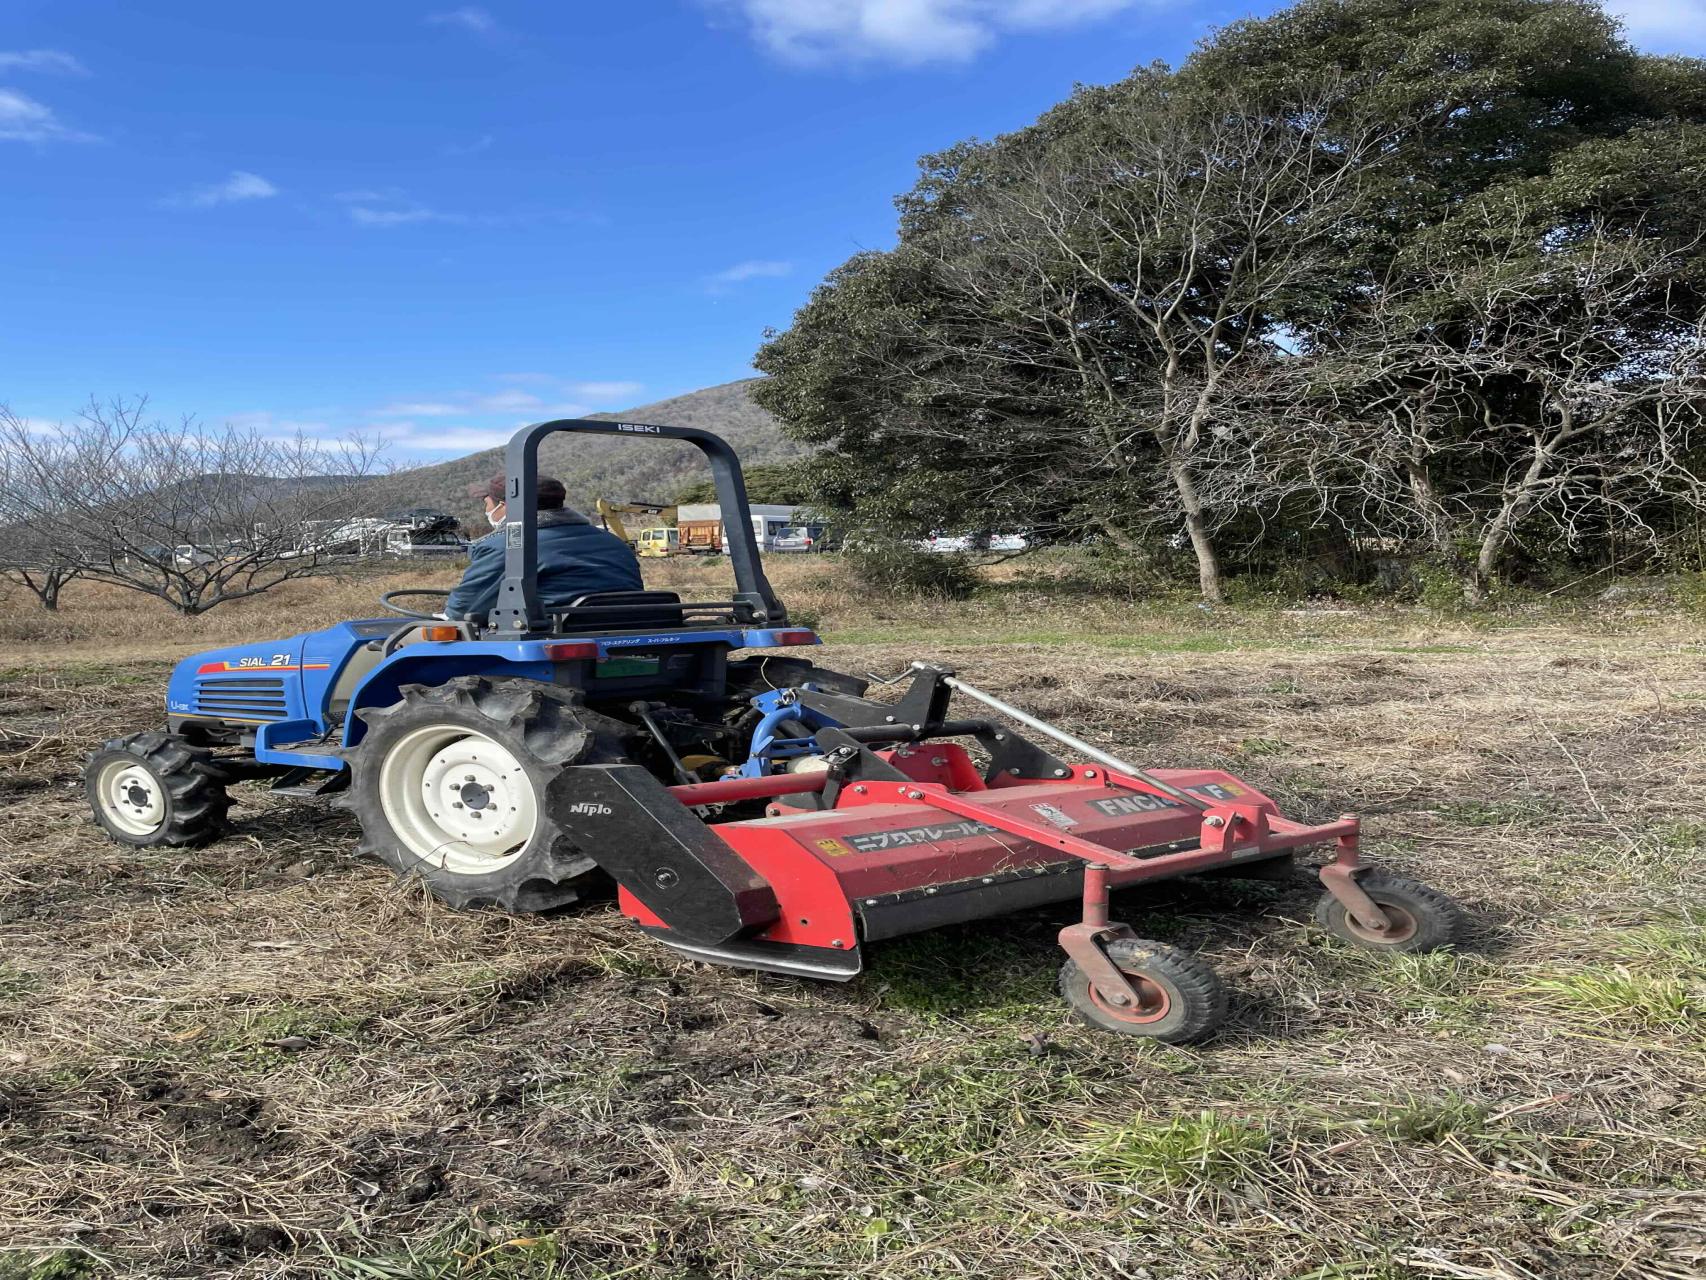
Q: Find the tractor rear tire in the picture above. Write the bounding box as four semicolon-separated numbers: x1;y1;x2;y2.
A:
1313;872;1463;952
1059;938;1228;1044
85;731;231;847
341;677;626;913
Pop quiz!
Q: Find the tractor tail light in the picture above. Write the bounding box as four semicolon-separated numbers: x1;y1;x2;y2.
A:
421;625;461;642
773;628;819;646
545;641;598;661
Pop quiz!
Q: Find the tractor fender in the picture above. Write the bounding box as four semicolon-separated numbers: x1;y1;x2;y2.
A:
341;648;558;747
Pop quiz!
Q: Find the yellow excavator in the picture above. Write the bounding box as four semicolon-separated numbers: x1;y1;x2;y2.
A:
595;499;680;558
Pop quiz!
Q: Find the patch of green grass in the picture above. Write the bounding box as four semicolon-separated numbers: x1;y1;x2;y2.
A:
1521;965;1701;1037
872;929;1055;1024
1238;736;1288;757
1366;950;1492;1005
571;945;672;980
323;1228;580;1278
1072;1111;1272;1189
1296;946;1495;1031
1651;822;1705;856
0;962;38;1007
1369;1093;1491;1144
1295;1262;1403;1280
835;1042;1095;1182
1436;797;1548;827
0;1249;104;1280
1605;915;1706;975
202;1002;368;1065
1356;1093;1551;1170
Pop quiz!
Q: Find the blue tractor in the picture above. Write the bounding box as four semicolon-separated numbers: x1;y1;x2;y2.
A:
83;417;842;919
83;416;1463;1043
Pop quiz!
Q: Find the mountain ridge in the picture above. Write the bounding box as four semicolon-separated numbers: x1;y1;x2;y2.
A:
361;377;804;526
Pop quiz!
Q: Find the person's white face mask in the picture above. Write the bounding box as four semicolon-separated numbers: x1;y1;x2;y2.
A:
486;500;506;527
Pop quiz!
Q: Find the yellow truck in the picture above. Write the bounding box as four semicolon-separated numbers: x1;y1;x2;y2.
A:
635;527;679;557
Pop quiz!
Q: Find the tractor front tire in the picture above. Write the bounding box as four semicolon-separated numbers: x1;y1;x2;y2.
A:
1313;872;1463;952
342;677;624;913
1059;938;1228;1044
85;731;231;847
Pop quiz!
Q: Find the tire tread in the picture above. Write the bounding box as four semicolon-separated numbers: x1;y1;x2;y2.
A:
1059;937;1228;1044
85;732;231;848
1313;871;1463;952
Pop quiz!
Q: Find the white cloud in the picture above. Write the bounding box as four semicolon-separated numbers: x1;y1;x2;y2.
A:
0;49;89;75
340;188;467;227
218;376;644;462
348;204;458;227
565;380;644;401
427;7;499;35
1609;1;1706;52
336;187;594;231
476;389;544;413
493;375;642;402
223;410;335;436
375;402;465;417
705;258;794;292
0;87;96;143
333;187;404;203
377;423;520;452
715;0;1136;66
165;170;280;208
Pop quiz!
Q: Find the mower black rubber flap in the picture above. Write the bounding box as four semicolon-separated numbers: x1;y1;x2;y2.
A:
547;764;779;946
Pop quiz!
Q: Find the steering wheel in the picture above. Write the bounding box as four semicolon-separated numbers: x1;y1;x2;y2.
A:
380;588;452;620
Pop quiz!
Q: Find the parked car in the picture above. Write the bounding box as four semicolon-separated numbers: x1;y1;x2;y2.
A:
915;531;1030;554
769;523;831;553
172;544;216;568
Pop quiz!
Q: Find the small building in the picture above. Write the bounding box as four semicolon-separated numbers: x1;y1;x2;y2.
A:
674;503;807;554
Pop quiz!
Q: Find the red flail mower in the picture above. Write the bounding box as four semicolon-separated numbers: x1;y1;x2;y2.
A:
608;663;1465;1044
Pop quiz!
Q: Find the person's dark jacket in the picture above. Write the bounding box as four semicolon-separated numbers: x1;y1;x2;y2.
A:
445;508;643;622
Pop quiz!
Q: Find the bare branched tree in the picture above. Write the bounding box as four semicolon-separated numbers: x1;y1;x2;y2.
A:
836;73;1398;601
1236;212;1706;599
0;398;385;615
0;439;83;609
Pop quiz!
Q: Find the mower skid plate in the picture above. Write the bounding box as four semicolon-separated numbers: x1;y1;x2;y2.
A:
640;927;864;982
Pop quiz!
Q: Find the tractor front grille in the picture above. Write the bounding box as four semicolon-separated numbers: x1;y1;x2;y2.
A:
193;676;288;721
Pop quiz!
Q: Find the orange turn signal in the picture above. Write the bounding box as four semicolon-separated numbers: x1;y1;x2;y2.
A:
420;625;461;642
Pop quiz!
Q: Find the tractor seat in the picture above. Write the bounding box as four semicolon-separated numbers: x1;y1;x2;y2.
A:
551;590;686;631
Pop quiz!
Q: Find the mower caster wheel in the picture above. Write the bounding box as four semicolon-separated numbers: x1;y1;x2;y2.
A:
1314;872;1463;952
1059;939;1228;1044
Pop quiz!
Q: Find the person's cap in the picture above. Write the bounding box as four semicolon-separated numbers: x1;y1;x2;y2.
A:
466;472;566;508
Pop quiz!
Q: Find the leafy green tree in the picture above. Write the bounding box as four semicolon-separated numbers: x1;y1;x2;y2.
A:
672;462;816;507
1267;124;1706;597
763;69;1396;601
755;0;1706;600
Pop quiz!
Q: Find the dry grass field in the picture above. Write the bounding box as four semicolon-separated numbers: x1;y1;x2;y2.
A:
1;559;1702;1279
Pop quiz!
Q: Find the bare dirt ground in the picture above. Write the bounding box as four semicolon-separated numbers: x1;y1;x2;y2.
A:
1;566;1702;1279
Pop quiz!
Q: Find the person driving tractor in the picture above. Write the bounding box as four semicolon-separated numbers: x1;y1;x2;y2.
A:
445;472;642;623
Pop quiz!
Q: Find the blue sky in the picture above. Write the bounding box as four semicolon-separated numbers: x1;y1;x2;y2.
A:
4;1;1700;463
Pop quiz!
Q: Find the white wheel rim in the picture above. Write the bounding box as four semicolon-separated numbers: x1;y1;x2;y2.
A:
377;724;538;875
99;761;167;836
